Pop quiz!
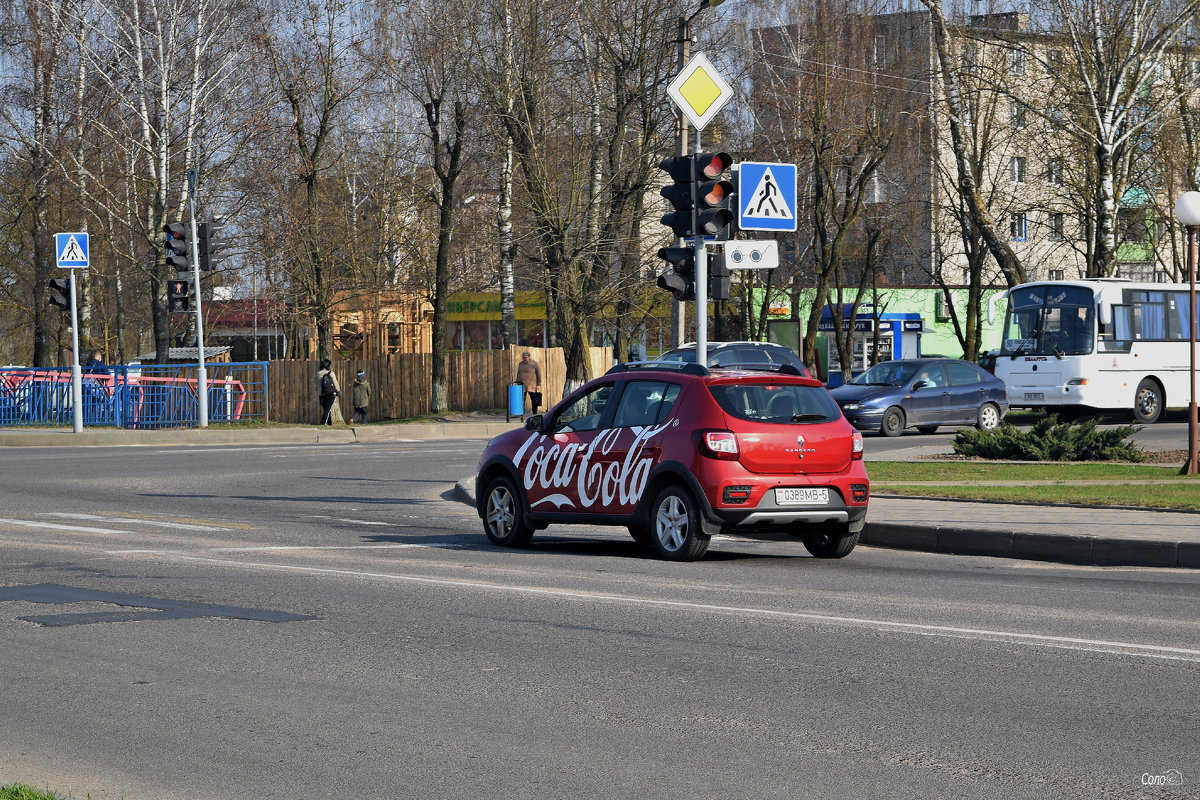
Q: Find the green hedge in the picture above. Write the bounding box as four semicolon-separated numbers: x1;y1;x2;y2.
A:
952;416;1145;462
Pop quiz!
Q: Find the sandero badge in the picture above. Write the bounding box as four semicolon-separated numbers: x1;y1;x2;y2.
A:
475;360;869;562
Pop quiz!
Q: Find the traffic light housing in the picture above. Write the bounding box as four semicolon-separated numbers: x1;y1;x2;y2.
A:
694;152;734;240
167;279;190;312
659;155;695;239
708;253;731;301
163;221;190;272
197;220;224;271
655;246;695;300
48;278;71;313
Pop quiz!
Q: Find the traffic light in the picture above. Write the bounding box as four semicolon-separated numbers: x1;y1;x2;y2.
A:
48;278;71;313
655;246;695;300
167;279;190;312
708;252;730;301
163;221;190;272
694;152;734;240
659;155;696;239
197;220;225;271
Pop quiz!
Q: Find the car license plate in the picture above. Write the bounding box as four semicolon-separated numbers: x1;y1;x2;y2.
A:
775;487;828;506
1024;392;1045;401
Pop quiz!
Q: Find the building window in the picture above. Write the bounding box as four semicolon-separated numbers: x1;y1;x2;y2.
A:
1048;269;1065;281
1010;102;1027;130
1010;156;1027;184
1048;107;1065;131
1118;209;1150;243
1048;212;1065;240
962;43;979;70
1047;158;1063;186
1047;49;1064;74
873;34;888;70
1009;49;1026;76
1011;213;1028;241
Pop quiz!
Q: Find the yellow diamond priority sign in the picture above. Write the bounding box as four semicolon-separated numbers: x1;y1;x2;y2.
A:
667;53;733;131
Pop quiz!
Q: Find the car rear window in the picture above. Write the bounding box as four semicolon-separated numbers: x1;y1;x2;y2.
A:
709;382;841;423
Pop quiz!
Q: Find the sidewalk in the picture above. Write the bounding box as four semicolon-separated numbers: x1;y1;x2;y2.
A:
4;418;1197;569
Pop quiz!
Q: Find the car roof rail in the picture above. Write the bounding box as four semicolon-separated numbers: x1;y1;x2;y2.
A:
605;360;709;377
709;362;802;376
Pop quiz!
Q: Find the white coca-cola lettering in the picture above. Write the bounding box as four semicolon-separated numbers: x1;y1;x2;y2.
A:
517;422;670;510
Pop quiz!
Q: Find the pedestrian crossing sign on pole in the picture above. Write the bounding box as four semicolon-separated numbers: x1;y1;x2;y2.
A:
55;232;90;269
737;162;797;232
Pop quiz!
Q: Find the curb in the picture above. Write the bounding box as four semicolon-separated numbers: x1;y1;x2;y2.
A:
860;522;1200;569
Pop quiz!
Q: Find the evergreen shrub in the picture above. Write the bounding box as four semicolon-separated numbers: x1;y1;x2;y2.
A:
952;416;1145;462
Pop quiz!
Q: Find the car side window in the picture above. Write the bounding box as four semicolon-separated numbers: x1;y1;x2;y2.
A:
916;365;946;387
551;384;613;433
945;362;982;386
613;381;680;428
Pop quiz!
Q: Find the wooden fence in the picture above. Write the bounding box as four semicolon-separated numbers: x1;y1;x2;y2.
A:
267;346;611;424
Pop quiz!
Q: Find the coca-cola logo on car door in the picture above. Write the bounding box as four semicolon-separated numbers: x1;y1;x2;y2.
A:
512;422;672;511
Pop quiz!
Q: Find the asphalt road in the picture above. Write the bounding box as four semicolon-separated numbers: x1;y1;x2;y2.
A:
0;442;1196;800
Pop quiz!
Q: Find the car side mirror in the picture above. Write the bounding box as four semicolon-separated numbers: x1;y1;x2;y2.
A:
911;380;930;390
524;414;544;432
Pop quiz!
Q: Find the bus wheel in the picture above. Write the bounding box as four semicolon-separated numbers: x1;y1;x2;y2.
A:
1133;379;1163;424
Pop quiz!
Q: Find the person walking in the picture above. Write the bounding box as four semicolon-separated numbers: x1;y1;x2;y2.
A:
516;350;542;415
351;370;371;424
317;358;341;425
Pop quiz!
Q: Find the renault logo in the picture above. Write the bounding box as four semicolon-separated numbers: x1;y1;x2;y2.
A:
796;434;805;448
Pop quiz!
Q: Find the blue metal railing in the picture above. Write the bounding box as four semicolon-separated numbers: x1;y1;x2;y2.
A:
0;362;269;429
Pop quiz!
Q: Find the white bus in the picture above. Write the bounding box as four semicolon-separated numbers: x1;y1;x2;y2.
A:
990;279;1198;423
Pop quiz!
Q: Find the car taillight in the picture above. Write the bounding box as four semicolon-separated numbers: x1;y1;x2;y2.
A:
723;485;752;504
851;484;869;503
852;430;864;460
698;430;739;460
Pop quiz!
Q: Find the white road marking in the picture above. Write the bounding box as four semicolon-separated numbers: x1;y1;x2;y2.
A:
301;515;392;526
0;518;128;535
100;551;1200;663
209;543;466;552
40;512;231;531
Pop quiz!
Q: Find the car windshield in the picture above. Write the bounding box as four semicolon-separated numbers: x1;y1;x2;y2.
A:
849;362;920;386
656;345;805;373
709;383;840;423
999;285;1095;357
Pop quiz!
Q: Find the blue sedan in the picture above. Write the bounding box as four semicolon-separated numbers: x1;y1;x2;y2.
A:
830;358;1008;437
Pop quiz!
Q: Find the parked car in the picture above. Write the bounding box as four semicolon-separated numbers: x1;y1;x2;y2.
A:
830;358;1008;437
476;361;868;562
652;341;811;378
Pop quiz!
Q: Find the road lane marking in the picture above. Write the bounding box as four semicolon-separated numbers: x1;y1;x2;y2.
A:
99;552;1200;663
40;513;233;531
209;544;467;552
0;518;129;535
301;515;392;526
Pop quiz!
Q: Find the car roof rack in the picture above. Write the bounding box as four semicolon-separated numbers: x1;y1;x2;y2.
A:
708;362;803;376
605;360;709;376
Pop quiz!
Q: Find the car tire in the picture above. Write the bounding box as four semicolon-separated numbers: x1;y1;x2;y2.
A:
976;402;1001;431
1133;379;1162;424
627;524;653;547
916;425;938;434
482;474;534;547
880;407;905;437
802;524;859;559
650;485;710;562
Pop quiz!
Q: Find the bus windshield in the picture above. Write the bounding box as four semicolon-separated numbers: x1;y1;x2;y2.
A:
999;284;1095;358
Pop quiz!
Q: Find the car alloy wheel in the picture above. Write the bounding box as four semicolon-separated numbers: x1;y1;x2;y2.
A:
483;474;534;547
977;403;1001;431
651;485;710;561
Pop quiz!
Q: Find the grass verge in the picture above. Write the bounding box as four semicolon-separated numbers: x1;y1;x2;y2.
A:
0;785;69;800
867;461;1200;510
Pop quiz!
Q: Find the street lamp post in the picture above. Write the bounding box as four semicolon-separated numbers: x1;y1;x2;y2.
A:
1174;191;1200;476
671;0;725;349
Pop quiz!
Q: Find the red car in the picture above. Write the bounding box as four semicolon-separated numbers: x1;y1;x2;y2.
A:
475;362;869;561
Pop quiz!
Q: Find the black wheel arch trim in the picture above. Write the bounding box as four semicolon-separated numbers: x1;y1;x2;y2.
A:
475;456;525;519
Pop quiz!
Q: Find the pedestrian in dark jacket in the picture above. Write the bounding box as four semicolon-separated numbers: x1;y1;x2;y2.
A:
317;358;341;425
351;370;371;424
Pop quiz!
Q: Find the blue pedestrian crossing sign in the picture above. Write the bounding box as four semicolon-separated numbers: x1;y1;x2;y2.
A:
55;232;90;269
737;162;797;232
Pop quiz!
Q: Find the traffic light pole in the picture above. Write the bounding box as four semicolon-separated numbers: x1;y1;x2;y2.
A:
68;269;82;433
187;169;209;427
692;131;708;368
672;14;690;350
